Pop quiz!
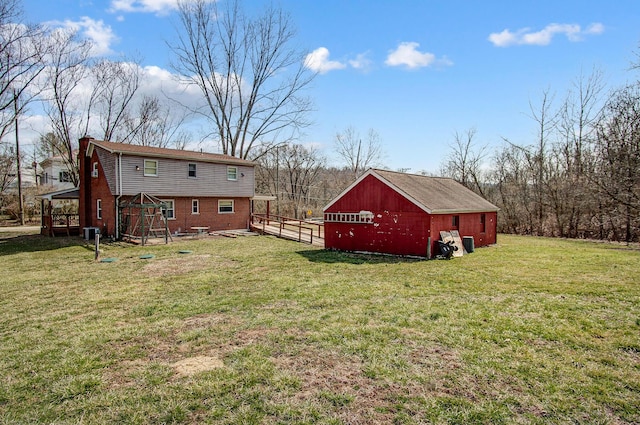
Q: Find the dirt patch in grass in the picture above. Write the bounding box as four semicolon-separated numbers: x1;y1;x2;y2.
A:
105;312;241;388
172;355;224;376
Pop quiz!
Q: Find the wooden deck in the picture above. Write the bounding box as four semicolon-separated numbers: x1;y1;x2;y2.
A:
250;214;324;247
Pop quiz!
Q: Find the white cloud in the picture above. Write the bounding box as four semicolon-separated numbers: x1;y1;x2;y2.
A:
48;17;118;56
348;52;373;72
488;22;605;47
586;22;605;35
385;42;451;69
109;0;211;15
304;47;347;74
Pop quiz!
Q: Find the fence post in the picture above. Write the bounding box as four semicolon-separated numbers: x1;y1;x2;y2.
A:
94;232;100;261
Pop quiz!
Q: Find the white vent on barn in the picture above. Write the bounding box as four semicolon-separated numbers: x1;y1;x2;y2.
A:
324;211;373;224
359;210;374;223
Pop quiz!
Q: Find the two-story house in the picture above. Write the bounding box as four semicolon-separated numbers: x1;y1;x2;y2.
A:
79;137;256;239
39;153;76;191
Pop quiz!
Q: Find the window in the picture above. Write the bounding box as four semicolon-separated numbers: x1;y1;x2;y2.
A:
92;162;99;178
162;199;175;220
188;163;197;178
227;166;238;181
452;215;459;228
480;213;486;233
192;199;199;214
96;199;102;219
144;159;158;176
218;200;234;213
59;171;73;183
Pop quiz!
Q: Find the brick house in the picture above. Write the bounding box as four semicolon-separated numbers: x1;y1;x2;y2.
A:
323;168;499;258
78;137;256;239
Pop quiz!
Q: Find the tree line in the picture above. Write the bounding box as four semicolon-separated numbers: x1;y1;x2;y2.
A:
441;66;640;242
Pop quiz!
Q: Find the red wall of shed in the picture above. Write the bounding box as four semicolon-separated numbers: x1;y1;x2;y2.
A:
325;175;432;257
325;175;498;258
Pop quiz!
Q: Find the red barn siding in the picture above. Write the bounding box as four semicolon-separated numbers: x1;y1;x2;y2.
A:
325;173;498;258
429;211;497;255
325;175;433;257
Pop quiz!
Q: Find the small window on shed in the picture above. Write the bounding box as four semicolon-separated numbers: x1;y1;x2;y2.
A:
452;215;459;229
480;213;486;233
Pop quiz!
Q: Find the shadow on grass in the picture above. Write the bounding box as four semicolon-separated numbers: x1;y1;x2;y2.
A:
297;249;424;264
0;234;87;256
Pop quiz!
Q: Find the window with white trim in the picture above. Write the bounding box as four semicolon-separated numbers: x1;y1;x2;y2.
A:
324;211;374;224
227;166;238;181
192;199;199;214
161;199;175;220
92;162;99;178
144;159;158;176
218;200;234;213
96;199;102;219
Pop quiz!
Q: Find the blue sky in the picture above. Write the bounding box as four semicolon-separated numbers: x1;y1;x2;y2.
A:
21;0;640;173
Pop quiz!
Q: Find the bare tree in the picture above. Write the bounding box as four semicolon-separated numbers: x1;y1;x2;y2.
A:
0;144;15;194
170;0;314;159
334;126;385;179
0;0;47;141
255;142;325;218
593;82;640;242
91;58;140;142
40;28;93;186
440;127;487;196
119;95;191;148
551;69;604;237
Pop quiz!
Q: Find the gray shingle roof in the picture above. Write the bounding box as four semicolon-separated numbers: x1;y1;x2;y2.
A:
372;169;498;213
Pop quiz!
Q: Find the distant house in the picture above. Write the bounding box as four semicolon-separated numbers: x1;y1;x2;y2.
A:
78;137;256;238
323;168;498;258
39;153;76;191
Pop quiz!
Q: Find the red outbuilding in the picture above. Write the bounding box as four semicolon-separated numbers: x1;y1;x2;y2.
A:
323;169;498;258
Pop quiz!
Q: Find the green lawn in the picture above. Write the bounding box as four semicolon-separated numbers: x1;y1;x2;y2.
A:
0;232;638;424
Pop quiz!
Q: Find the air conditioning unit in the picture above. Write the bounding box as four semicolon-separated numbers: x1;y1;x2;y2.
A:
91;170;98;178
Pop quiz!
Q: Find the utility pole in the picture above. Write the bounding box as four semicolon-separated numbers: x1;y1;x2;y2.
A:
275;145;280;217
14;90;24;225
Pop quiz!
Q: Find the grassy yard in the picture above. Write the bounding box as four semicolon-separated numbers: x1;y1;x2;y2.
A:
0;232;638;424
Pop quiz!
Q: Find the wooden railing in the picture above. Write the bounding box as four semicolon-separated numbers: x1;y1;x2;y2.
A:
250;213;323;244
43;213;80;236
